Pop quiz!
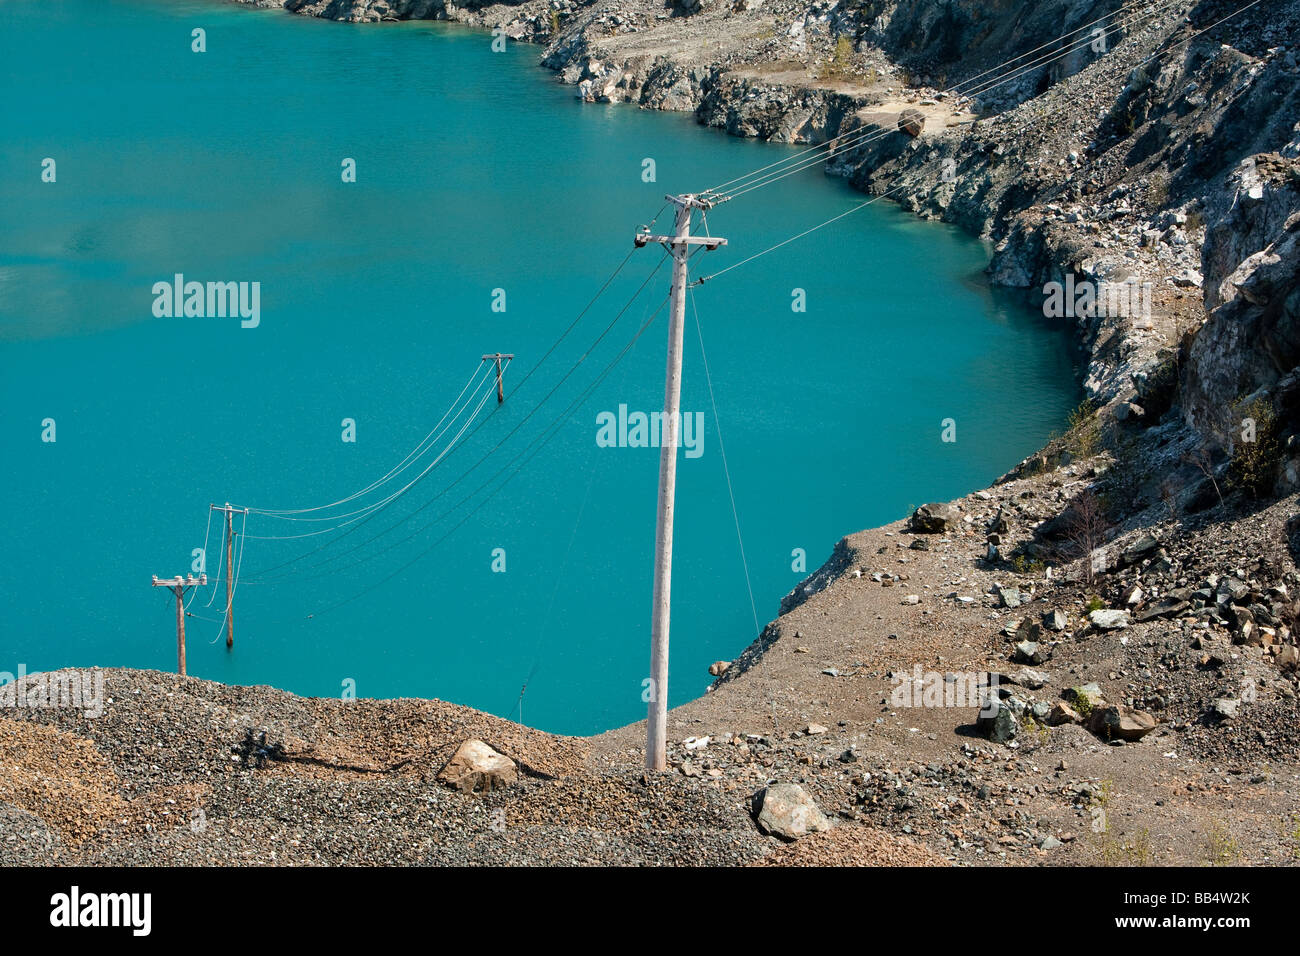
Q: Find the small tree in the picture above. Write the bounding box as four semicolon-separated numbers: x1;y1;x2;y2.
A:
1182;446;1224;509
1066;489;1110;585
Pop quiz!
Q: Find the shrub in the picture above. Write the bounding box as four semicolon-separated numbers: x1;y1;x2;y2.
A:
1070;688;1095;719
1066;398;1101;459
1099;827;1154;866
818;34;855;81
1228;397;1280;499
1012;553;1045;575
1204;823;1239;865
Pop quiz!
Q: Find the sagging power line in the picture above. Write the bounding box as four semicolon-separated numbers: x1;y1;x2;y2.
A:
154;0;1261;730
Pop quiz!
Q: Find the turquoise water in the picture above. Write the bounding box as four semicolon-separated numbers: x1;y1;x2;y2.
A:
0;0;1080;734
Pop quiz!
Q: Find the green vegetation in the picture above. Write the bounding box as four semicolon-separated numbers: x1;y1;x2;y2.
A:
1203;822;1239;865
1065;398;1101;459
1012;553;1045;575
1070;687;1095;719
1084;595;1104;614
1228;397;1280;499
1099;827;1154;866
1019;715;1050;747
817;34;855;81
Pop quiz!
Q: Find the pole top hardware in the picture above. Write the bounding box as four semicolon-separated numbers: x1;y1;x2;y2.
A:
666;192;730;210
152;573;207;588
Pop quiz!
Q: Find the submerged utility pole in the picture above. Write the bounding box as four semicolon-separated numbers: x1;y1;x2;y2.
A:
482;353;514;404
152;573;207;675
210;503;246;649
635;193;727;771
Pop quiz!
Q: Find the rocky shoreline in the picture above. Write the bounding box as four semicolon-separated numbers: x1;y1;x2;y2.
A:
236;1;1300;420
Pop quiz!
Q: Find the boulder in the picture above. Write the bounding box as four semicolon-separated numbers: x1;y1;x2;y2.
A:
1017;620;1046;644
708;660;730;676
1086;705;1157;742
1089;609;1130;630
976;700;1018;743
753;783;831;840
1048;701;1083;726
1014;640;1052;665
909;502;958;533
1114;402;1146;423
1007;667;1050;689
1212;698;1241;719
1120;534;1160;565
1135;597;1189;622
1043;608;1069;631
897;108;925;137
437;739;518;793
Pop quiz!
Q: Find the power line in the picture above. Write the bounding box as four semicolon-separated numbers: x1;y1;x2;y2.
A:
689;284;759;636
696;0;1260;285
239;371;501;540
708;0;1191;200
300;292;672;618
250;253;670;583
246;362;490;518
184;507;214;610
242;242;658;581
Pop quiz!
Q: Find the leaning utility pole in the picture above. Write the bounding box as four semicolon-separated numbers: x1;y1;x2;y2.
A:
210;503;246;649
151;573;207;675
481;353;514;404
634;193;727;770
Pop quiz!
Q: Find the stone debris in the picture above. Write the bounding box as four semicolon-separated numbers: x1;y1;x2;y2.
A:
752;783;832;841
437;739;519;794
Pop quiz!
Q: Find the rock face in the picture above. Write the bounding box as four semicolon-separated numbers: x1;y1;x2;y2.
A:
254;0;1300;445
1184;154;1300;480
752;783;831;840
437;739;518;793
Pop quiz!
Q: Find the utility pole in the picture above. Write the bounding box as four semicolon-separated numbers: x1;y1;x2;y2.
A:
634;193;727;771
481;353;514;404
210;503;246;649
151;573;207;675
